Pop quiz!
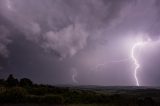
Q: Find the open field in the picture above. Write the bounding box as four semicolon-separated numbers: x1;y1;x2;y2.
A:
0;85;160;106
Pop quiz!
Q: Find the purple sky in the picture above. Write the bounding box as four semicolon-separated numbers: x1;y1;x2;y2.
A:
0;0;160;86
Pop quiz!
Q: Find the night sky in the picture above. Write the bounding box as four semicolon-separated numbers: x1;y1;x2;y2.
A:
0;0;160;86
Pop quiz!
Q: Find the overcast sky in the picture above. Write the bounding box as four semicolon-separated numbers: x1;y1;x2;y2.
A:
0;0;160;86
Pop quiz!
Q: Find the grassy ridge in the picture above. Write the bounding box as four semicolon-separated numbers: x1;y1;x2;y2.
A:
0;75;159;105
0;85;159;106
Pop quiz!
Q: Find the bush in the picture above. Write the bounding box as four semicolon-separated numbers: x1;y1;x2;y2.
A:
20;78;33;87
6;74;19;87
0;79;6;86
0;87;7;94
0;87;27;103
25;95;64;104
25;95;43;103
28;87;48;96
40;95;64;104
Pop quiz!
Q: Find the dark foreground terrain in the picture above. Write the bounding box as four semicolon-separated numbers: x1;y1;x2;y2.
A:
0;75;160;106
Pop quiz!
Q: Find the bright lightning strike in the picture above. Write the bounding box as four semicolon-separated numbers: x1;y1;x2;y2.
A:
90;36;153;86
131;41;148;86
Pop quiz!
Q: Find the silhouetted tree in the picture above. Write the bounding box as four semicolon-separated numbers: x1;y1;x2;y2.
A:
20;78;33;87
6;74;19;87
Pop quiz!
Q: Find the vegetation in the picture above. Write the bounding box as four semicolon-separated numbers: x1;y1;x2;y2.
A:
0;74;159;106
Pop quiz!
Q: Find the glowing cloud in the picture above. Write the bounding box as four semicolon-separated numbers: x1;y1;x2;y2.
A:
6;0;12;10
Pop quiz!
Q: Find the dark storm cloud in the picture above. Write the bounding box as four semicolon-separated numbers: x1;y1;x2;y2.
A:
1;0;160;85
0;0;137;58
147;0;160;40
0;25;11;57
1;0;160;58
0;25;12;69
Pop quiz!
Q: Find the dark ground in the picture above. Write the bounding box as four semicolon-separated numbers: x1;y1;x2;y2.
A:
0;75;160;106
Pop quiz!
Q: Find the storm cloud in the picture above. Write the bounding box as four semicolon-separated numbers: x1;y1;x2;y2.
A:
0;0;137;58
0;0;160;86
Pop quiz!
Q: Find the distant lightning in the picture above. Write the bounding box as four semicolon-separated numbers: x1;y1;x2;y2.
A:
71;68;78;84
110;58;130;63
92;58;130;72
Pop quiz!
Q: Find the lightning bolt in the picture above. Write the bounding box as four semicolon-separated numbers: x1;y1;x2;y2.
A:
92;38;151;86
110;58;130;63
131;41;146;86
71;68;78;84
92;58;130;72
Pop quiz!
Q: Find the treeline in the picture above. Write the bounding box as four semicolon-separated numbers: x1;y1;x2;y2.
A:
0;74;158;106
0;74;33;87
